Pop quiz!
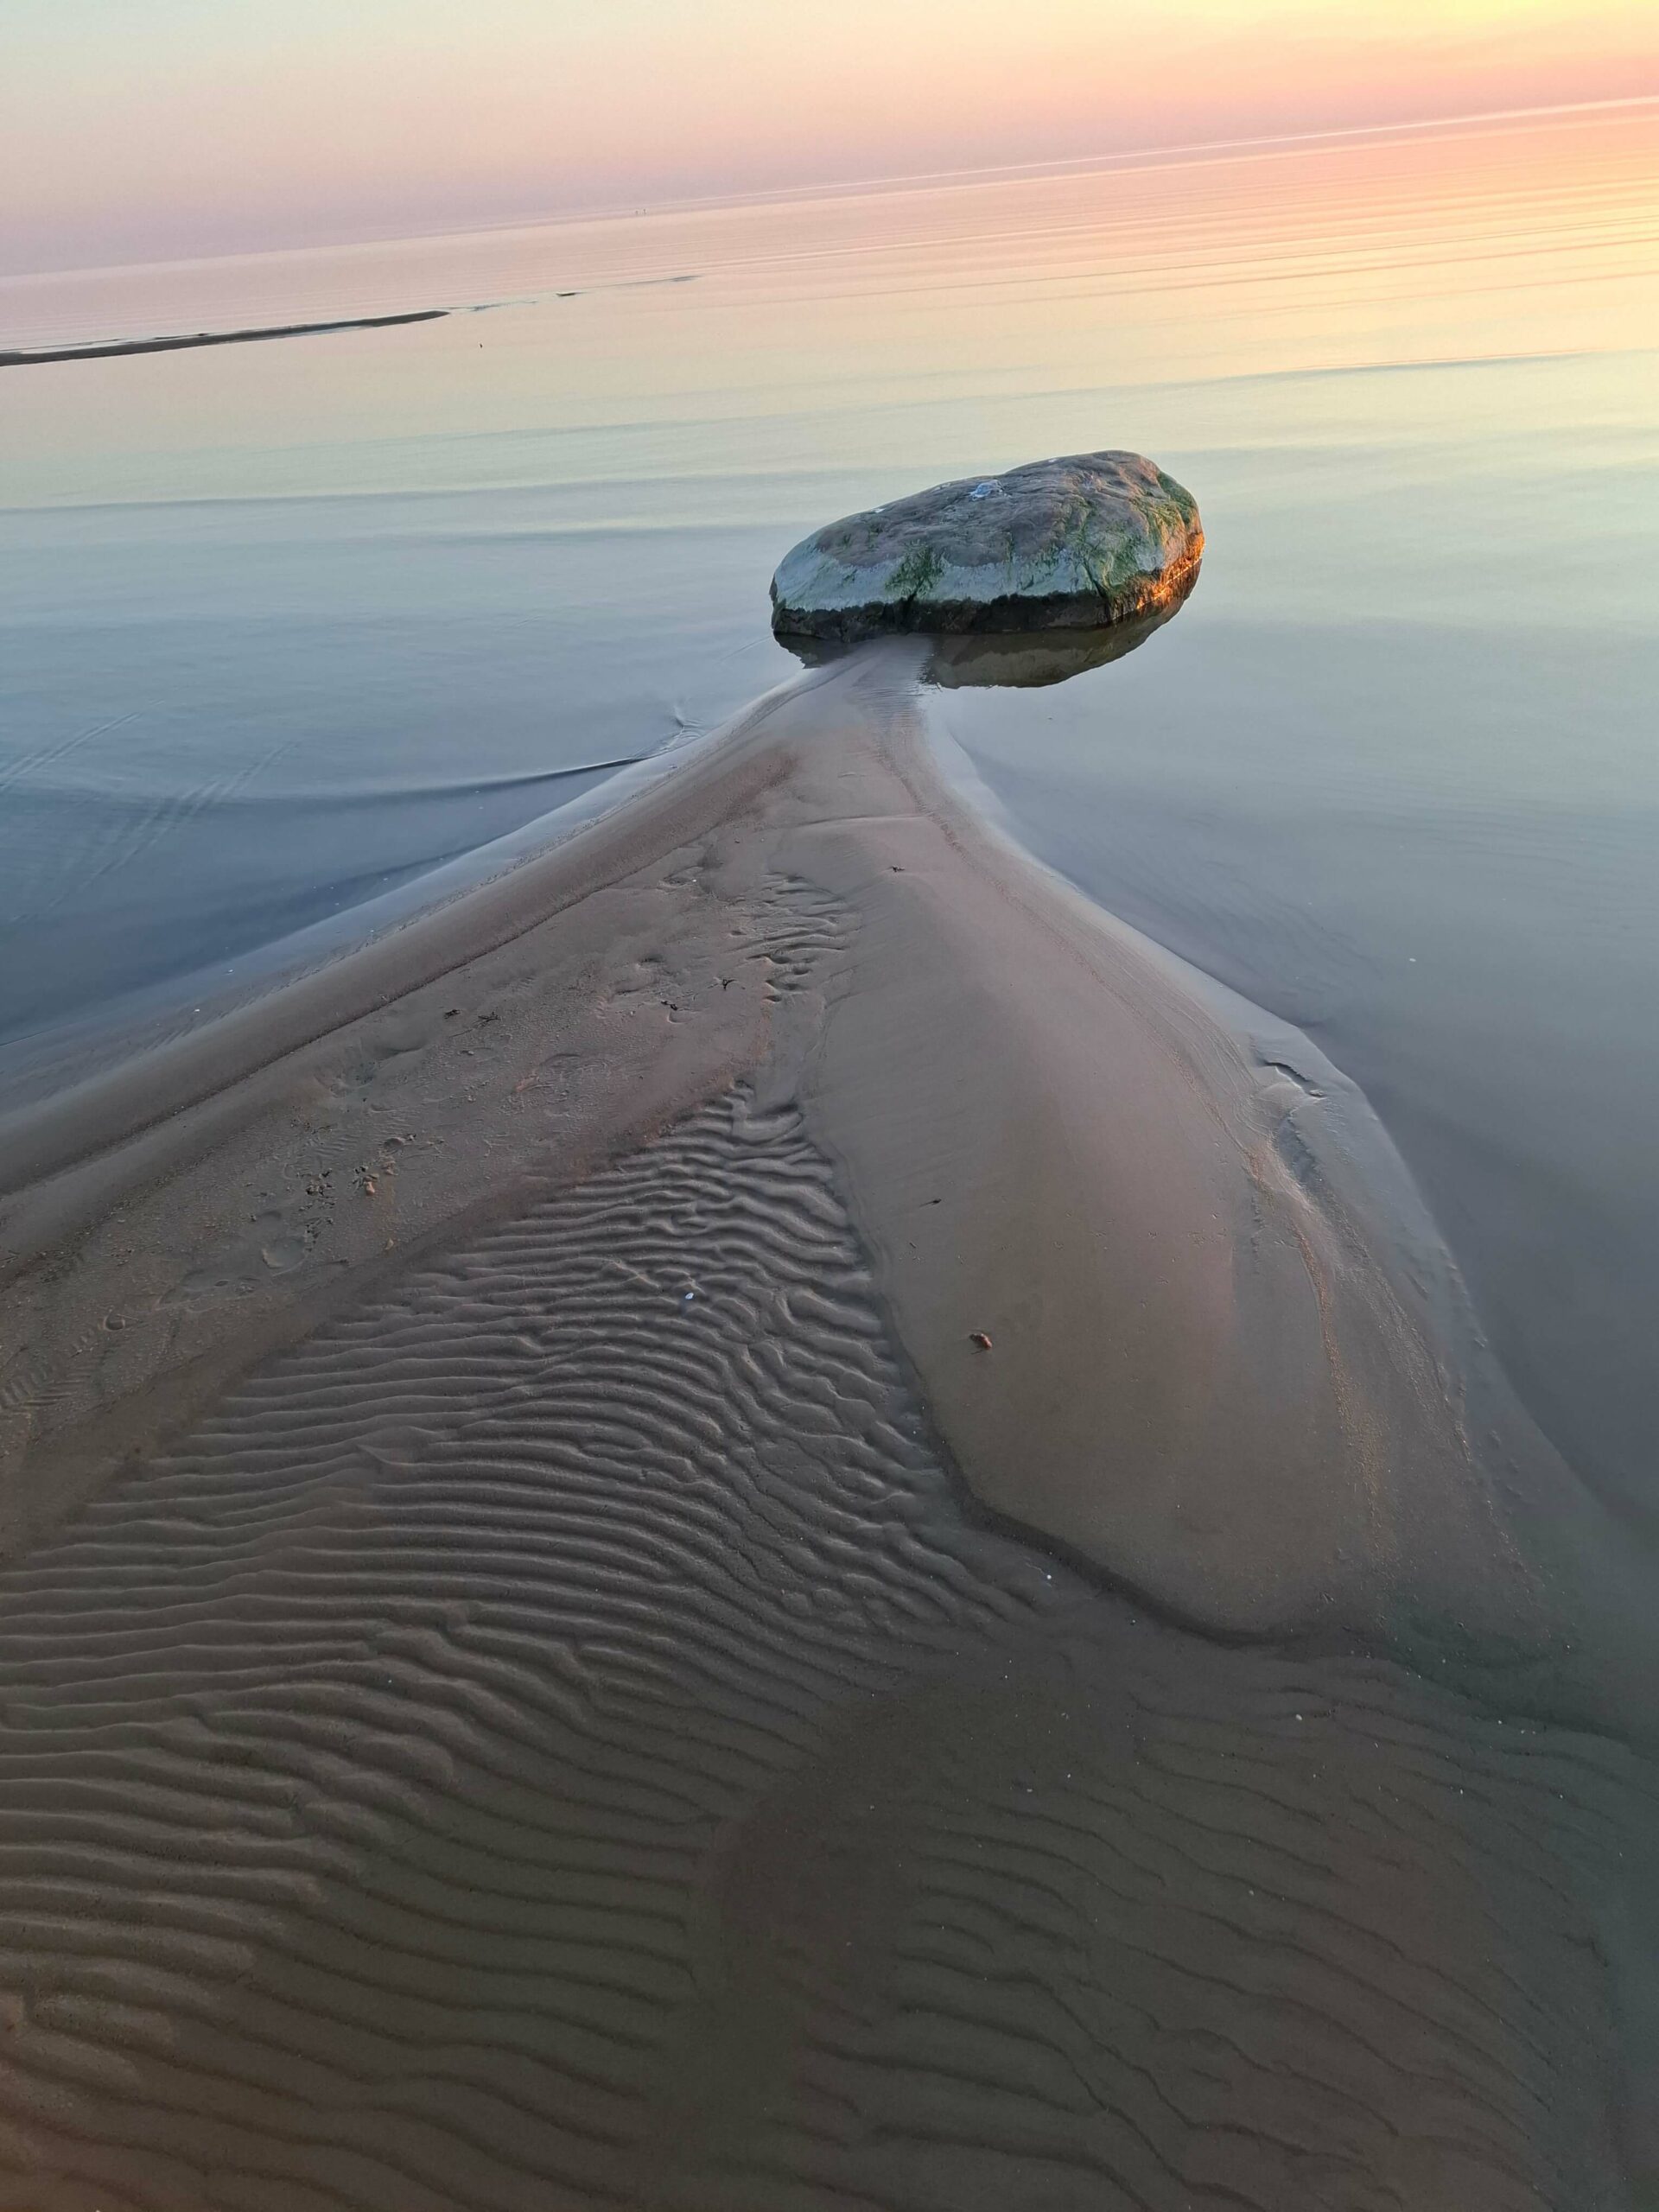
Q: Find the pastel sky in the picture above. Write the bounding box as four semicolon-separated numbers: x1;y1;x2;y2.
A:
4;0;1656;275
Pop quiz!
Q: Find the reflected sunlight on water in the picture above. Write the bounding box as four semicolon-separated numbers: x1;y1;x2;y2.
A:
3;101;1655;498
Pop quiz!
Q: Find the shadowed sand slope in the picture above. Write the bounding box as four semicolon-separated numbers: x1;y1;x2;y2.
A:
0;651;1653;2206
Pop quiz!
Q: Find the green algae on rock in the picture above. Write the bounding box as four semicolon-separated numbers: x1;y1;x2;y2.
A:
770;450;1203;640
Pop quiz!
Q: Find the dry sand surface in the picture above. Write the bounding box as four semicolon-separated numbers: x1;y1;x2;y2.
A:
0;645;1653;2209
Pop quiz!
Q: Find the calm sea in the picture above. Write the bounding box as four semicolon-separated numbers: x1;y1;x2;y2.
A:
2;103;1656;1509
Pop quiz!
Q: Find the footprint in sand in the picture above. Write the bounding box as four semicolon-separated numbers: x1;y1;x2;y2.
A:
259;1229;308;1273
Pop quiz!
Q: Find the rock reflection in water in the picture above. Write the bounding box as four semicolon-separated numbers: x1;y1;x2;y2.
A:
778;578;1197;691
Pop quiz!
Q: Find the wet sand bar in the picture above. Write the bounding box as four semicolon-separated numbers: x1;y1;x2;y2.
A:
0;647;1649;2208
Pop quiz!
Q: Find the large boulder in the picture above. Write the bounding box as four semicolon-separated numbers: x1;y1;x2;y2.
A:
770;451;1202;641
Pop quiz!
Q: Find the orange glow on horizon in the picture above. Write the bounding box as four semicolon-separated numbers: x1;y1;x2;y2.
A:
3;0;1656;274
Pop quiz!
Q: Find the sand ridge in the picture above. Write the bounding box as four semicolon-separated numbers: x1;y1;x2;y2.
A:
3;641;1653;1700
0;643;1653;2202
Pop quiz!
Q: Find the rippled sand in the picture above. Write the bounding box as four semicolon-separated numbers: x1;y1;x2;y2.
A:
0;649;1651;2208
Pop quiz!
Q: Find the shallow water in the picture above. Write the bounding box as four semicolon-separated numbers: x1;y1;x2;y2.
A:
3;102;1656;1507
